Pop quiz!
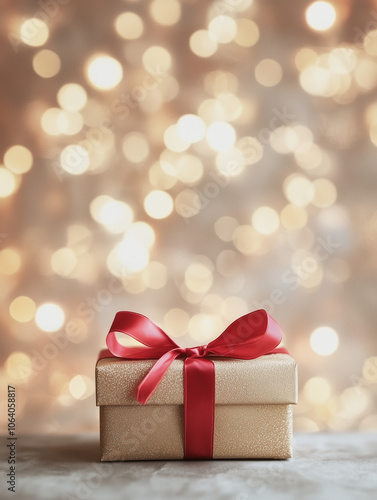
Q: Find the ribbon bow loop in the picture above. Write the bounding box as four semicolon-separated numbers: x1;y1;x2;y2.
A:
207;309;283;359
106;311;179;360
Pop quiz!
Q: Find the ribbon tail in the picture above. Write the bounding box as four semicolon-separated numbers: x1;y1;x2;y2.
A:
137;348;183;404
184;358;215;459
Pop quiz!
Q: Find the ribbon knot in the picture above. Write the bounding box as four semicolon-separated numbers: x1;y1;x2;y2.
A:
184;345;208;357
102;309;288;459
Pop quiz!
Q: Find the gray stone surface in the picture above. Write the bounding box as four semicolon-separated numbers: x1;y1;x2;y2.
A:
1;433;377;500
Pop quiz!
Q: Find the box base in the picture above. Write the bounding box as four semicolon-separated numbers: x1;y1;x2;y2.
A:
100;404;292;461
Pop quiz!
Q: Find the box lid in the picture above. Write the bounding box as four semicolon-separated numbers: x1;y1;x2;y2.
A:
96;353;297;406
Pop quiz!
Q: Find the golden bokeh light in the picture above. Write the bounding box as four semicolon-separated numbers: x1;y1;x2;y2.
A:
86;54;123;90
310;326;339;356
149;161;177;189
164;124;190;152
252;206;280;235
115;238;150;274
20;18;49;47
363;30;377;56
51;248;78;277
90;195;113;223
90;196;134;233
354;59;377;91
295;47;318;71
208;16;237;44
164;308;190;338
294;142;323;170
234;19;260;47
190;30;218;58
305;2;336;32
312;178;337;208
69;375;94;400
207;121;236;152
114;12;144;39
216;148;245;177
5;352;33;382
217;93;243;122
280;204;308;230
175;154;204;185
9;296;36;323
329;47;357;73
32;49;61;78
142;46;172;72
126;222;155;248
124;275;148;295
198;99;226;123
304;377;331;404
233;225;262;255
221;296;248;322
122;133;150;163
299;66;333;97
300;265;323;289
40;108;84;136
142;261;167;289
35;303;65;332
41;107;66;136
365;101;377;127
0;167;17;198
255;59;283;87
144;190;174;219
200;294;223;314
283;174;315;206
175;189;201;218
57;83;87;112
188;314;221;342
61;112;84;136
185;262;213;294
177;114;206;143
270;126;300;154
204;70;239;95
4;145;33;174
100;200;133;234
59;145;90;175
214;216;239;242
150;0;181;26
340;387;369;416
0;248;21;275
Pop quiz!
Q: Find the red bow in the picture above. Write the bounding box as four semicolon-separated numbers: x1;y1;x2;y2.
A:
101;309;288;459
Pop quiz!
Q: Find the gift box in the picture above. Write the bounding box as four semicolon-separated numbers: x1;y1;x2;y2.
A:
96;310;298;461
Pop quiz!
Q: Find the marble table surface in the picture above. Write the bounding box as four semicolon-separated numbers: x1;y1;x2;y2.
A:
1;433;376;500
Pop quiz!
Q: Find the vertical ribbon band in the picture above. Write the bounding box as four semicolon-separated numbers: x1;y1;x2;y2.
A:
184;357;215;459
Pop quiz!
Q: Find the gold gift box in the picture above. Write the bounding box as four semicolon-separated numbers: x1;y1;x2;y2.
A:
96;353;297;461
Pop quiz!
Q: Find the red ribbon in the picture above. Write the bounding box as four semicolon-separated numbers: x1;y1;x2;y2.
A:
100;309;288;459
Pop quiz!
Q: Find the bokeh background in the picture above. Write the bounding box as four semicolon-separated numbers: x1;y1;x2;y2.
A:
1;0;377;435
